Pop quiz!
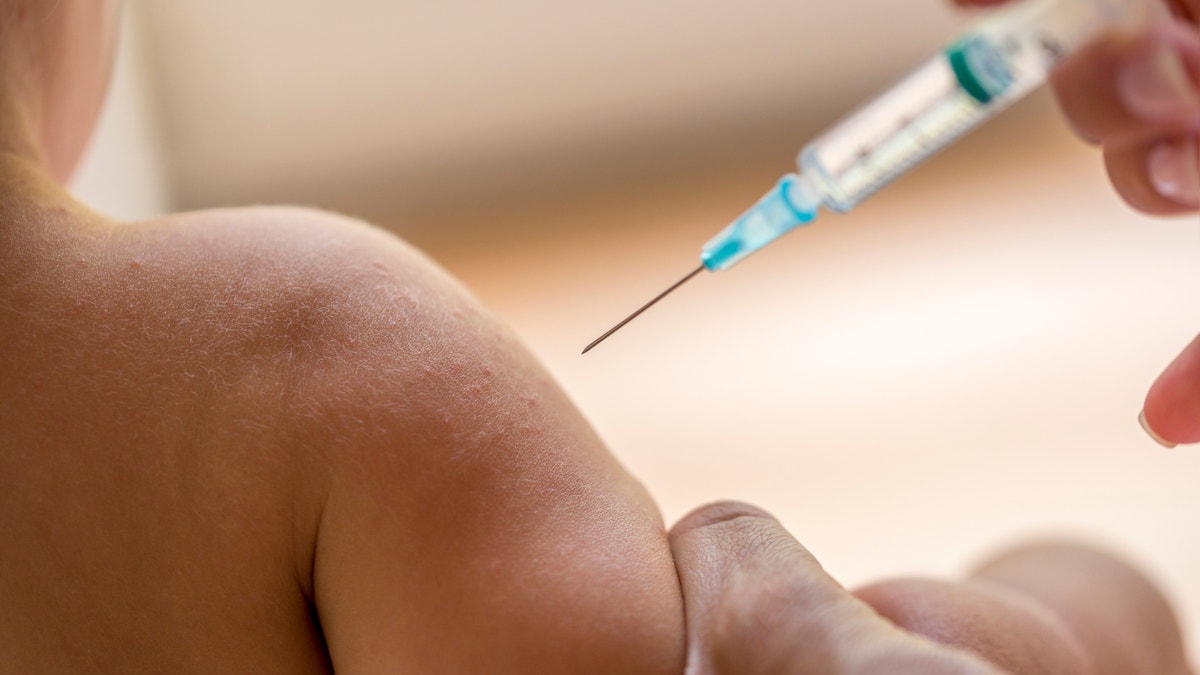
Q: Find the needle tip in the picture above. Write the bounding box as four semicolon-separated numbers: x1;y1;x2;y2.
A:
581;264;705;355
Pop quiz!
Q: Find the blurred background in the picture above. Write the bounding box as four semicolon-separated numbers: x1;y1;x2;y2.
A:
74;0;1199;655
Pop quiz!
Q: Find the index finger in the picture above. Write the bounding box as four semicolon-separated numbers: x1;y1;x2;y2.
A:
1141;334;1200;447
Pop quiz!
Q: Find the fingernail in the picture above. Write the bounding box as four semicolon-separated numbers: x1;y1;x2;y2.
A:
1139;410;1178;449
1117;45;1200;122
1147;139;1200;208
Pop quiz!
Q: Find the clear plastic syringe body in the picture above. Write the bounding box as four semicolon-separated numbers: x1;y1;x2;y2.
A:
700;0;1147;272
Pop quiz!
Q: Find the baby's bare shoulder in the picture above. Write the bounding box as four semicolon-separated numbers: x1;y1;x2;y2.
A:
98;206;483;404
118;206;449;346
128;206;687;673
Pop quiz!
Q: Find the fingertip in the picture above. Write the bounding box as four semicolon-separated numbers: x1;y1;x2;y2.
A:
669;501;821;592
1139;409;1178;448
1147;138;1200;208
1141;334;1200;446
669;501;799;573
670;501;779;541
1104;139;1200;215
669;501;839;673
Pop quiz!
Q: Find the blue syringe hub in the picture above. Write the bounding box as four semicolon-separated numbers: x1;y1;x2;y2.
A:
700;173;821;272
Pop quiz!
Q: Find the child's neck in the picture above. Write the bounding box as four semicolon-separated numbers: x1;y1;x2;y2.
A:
0;92;111;292
0;73;108;223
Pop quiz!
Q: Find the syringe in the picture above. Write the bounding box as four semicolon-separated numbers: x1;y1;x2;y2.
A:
584;0;1147;354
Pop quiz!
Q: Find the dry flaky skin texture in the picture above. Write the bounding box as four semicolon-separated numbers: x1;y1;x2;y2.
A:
0;167;684;672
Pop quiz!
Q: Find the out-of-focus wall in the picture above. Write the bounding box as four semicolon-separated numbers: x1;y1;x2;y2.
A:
70;4;172;221
138;0;965;225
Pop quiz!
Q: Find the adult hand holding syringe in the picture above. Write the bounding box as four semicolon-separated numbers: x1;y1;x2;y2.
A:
960;0;1198;446
961;0;1197;211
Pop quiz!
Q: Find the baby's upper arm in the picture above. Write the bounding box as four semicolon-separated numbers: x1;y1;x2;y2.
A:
274;216;684;673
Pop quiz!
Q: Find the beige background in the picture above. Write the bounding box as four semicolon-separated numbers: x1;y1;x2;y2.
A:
73;0;1199;658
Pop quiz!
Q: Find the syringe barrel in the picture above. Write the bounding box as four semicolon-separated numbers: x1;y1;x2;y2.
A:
798;0;1147;213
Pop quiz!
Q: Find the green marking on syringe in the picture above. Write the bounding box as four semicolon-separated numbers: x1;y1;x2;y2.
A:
946;37;1013;104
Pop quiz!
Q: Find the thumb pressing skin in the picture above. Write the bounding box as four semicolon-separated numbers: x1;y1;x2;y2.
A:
1141;334;1200;447
668;502;1001;675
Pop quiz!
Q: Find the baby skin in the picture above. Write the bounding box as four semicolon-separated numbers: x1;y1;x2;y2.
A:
0;1;1193;672
1;179;690;671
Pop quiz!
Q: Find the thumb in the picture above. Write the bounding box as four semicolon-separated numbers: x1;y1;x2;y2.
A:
1141;334;1200;447
668;502;1000;675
